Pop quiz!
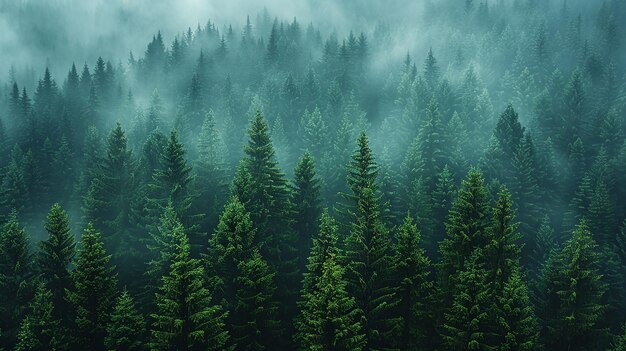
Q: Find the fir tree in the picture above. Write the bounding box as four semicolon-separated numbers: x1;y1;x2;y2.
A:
14;283;61;351
394;216;434;350
291;152;322;271
295;253;364;351
83;123;134;265
437;169;490;297
344;186;400;350
195;110;229;234
105;290;146;351
208;196;282;350
38;203;75;320
0;211;34;348
149;220;230;351
66;223;118;351
538;220;606;351
231;250;282;350
490;269;539;350
441;254;491;351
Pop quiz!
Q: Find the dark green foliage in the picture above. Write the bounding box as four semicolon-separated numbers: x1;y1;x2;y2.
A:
194;110;229;234
208;196;282;350
295;253;364;351
344;186;400;350
441;254;491;351
66;223;118;351
491;269;540;351
0;211;34;348
83;123;134;282
149;218;230;351
148;129;203;255
438;169;490;296
105;290;146;351
394;216;434;350
15;283;61;351
38;203;75;320
1;3;626;349
537;220;606;351
291;152;322;271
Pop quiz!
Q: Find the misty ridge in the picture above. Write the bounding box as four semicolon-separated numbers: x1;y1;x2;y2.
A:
0;0;625;350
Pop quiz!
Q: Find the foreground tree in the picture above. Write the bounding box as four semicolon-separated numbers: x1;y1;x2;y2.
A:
537;220;606;351
105;290;146;351
394;216;435;350
38;203;76;320
296;253;364;351
150;220;230;351
66;223;118;351
14;283;61;351
0;211;34;348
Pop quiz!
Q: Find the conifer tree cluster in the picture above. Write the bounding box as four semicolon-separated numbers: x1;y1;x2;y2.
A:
1;1;626;350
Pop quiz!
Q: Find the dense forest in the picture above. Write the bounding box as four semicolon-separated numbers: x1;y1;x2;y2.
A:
0;0;626;350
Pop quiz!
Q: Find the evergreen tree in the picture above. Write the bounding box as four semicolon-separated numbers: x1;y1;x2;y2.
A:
344;187;400;350
423;48;440;89
295;253;364;351
528;215;556;280
66;223;118;351
538;220;606;351
148;129;203;255
149;219;230;351
194;110;229;234
394;216;434;350
231;250;281;350
231;111;297;341
83;123;134;266
0;211;34;348
291;152;322;271
490;269;539;351
483;187;521;291
105;290;146;351
14;283;61;351
437;169;490;297
38;203;75;321
208;196;282;350
441;254;491;351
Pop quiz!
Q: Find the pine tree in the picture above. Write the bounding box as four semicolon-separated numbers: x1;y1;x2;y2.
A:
38;203;75;320
208;196;282;350
145;204;185;306
490;269;539;350
437;169;490;297
67;223;118;351
482;187;522;291
528;215;556;280
83;123;134;263
441;253;491;351
195;110;229;234
0;211;34;348
394;216;434;350
148;129;203;255
430;165;456;256
538;220;606;351
301;107;329;162
295;253;364;351
105;290;146;351
231;250;282;350
291;152;322;271
340;131;379;221
14;283;61;351
231;111;298;341
423;48;440;89
149;220;230;351
344;186;400;350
